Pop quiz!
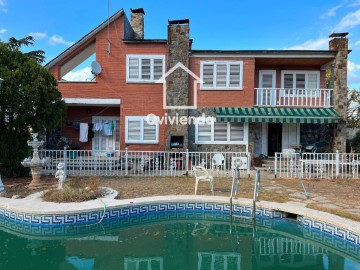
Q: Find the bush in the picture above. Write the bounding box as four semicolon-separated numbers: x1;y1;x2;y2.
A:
42;177;104;202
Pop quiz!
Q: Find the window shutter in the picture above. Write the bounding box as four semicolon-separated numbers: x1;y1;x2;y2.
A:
229;64;241;87
203;64;214;87
143;121;157;141
153;59;163;80
307;73;318;89
129;58;139;80
127;120;141;140
230;123;244;141
216;64;227;87
198;123;212;142
141;59;151;80
214;122;228;141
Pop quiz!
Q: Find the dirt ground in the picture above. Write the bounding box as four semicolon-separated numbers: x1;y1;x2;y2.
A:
1;174;360;221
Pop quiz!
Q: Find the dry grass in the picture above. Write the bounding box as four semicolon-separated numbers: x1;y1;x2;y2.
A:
41;177;104;202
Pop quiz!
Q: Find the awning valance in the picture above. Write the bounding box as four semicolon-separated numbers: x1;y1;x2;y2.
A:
215;107;340;124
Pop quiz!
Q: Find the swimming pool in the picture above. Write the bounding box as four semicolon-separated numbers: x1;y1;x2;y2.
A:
0;210;359;270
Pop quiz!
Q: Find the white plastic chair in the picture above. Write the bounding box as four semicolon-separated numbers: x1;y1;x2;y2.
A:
212;153;225;171
193;166;214;195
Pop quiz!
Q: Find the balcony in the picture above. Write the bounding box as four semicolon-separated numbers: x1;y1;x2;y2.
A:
255;88;333;108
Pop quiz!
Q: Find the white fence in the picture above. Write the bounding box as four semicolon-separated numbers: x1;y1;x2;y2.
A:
274;151;360;179
255;88;332;108
39;149;251;177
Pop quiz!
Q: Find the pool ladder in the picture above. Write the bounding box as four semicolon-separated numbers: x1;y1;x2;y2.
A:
230;169;260;220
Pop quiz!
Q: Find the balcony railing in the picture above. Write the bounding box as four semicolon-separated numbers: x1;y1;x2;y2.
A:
255;88;333;108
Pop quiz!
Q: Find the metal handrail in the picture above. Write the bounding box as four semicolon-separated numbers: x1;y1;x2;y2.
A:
253;170;260;220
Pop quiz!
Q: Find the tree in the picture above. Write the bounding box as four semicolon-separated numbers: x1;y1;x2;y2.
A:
0;39;66;177
347;89;360;128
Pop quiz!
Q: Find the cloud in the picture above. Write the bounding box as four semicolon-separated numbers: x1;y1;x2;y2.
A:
62;67;94;81
320;4;343;18
29;32;47;40
335;9;360;31
0;28;6;34
287;38;329;50
49;35;74;46
348;0;360;7
0;0;7;12
348;60;360;85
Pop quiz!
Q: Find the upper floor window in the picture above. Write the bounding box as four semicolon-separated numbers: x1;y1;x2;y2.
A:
125;116;159;144
281;71;320;95
126;55;165;83
200;61;243;90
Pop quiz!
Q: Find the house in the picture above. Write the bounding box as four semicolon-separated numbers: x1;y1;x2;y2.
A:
46;8;348;158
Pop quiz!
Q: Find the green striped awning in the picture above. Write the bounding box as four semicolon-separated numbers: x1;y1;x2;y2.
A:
215;107;340;124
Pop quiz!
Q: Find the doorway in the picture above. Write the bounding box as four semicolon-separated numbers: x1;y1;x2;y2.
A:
268;123;282;156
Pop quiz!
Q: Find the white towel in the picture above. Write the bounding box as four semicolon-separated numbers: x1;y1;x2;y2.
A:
79;123;89;142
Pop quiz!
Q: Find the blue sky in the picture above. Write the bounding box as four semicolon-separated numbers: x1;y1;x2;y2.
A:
2;0;360;87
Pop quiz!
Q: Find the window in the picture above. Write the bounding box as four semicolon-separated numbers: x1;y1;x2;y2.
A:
281;71;320;95
201;61;243;90
126;55;165;82
198;252;241;270
125;116;159;144
195;120;247;144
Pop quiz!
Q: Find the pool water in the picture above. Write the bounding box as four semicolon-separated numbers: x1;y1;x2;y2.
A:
0;212;359;270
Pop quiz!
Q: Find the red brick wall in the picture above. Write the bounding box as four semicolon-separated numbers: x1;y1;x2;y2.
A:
189;57;255;107
49;15;167;151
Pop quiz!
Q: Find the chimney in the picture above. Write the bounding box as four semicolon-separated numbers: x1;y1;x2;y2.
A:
166;19;190;150
130;8;145;39
329;32;349;152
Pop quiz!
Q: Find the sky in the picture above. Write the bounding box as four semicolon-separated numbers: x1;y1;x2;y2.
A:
2;0;360;87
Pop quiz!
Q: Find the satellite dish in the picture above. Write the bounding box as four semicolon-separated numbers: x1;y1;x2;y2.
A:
91;61;102;75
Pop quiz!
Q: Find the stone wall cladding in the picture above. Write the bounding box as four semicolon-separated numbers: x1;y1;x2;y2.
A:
130;12;144;39
166;23;190;150
329;37;348;152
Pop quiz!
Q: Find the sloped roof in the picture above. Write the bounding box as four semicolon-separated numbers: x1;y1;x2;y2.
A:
45;9;124;69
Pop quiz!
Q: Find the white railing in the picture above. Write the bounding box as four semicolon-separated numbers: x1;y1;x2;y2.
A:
39;148;251;177
255;88;333;108
274;151;360;179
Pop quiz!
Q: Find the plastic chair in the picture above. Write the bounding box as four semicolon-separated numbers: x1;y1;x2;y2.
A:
212;153;225;171
193;166;214;195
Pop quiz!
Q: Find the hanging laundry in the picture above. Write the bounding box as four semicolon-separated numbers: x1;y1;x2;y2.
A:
88;123;95;141
102;121;113;136
79;123;89;142
93;122;103;132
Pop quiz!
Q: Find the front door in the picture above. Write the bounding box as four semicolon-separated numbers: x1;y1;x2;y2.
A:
268;123;282;156
282;123;300;149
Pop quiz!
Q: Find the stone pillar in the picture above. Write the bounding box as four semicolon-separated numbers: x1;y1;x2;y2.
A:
130;8;145;40
329;33;348;152
166;19;190;150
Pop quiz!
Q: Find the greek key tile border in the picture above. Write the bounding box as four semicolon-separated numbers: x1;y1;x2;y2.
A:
298;215;360;246
0;202;284;226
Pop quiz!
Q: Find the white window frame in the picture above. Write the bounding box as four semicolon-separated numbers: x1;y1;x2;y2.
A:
195;120;248;144
280;70;320;96
200;61;243;90
125;116;159;144
126;54;165;83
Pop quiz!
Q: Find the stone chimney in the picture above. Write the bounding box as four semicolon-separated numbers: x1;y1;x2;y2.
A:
130;8;145;39
329;32;349;152
166;19;190;150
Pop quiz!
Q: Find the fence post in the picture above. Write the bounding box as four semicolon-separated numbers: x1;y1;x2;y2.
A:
335;150;340;179
63;146;67;177
274;153;277;178
247;152;251;178
125;147;129;176
185;148;189;176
